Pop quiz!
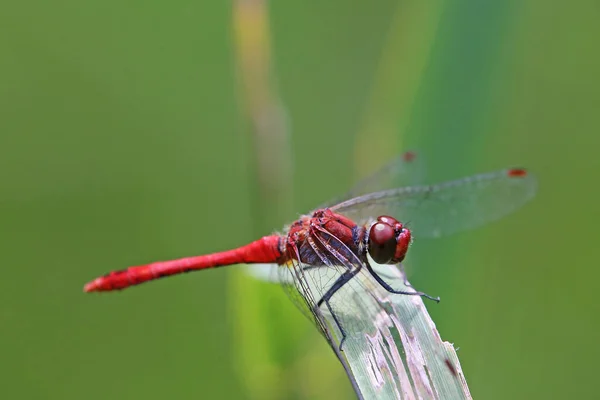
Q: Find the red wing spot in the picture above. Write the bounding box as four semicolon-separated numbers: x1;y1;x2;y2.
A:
444;359;457;377
402;151;416;162
507;168;527;177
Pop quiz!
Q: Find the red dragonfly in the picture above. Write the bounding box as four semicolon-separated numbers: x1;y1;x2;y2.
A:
85;153;535;348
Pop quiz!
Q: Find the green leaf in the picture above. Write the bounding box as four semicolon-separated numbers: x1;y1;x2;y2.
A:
312;263;471;399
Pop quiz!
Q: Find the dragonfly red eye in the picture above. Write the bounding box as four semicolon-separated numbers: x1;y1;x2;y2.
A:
368;222;397;264
377;216;397;226
368;216;411;264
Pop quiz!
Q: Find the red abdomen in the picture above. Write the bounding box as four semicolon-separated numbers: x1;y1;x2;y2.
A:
84;235;282;292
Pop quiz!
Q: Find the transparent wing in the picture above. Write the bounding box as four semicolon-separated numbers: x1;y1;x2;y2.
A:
331;169;536;238
322;151;426;209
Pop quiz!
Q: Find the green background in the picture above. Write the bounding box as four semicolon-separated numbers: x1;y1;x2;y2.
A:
1;1;598;399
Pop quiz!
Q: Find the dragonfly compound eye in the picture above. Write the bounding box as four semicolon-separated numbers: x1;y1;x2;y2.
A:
368;222;397;264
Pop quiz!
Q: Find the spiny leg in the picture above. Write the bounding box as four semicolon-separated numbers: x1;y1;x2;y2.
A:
316;267;362;351
366;261;440;303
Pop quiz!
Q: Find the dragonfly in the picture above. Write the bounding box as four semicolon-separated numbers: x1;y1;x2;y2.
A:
84;153;536;349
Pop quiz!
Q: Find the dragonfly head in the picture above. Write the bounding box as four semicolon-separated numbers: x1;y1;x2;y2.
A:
368;216;411;264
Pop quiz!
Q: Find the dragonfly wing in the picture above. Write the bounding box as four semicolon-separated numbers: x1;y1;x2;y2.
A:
277;244;343;337
331;169;536;238
322;151;426;209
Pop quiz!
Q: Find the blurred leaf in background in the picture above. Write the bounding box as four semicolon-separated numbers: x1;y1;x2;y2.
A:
1;0;599;399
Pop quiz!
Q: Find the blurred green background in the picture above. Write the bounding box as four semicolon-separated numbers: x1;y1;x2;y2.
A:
1;1;599;399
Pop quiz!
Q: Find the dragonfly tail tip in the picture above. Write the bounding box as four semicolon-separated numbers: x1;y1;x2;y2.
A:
83;280;98;293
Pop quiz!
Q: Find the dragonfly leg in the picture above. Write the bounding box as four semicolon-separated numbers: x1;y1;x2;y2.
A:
321;300;348;351
364;265;416;290
316;267;362;351
370;265;413;287
366;261;440;303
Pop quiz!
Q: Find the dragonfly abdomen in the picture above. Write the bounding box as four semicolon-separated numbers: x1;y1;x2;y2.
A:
84;235;283;292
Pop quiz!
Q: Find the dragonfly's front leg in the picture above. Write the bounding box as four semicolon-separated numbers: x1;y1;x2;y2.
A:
365;260;440;302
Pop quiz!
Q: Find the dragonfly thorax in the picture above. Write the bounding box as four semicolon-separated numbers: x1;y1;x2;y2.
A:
284;209;364;266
